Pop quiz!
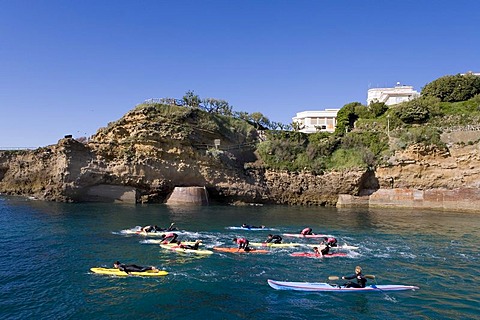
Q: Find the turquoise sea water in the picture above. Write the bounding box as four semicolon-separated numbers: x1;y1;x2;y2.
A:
0;196;479;320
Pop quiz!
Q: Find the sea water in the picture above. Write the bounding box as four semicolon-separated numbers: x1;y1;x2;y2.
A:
0;196;478;320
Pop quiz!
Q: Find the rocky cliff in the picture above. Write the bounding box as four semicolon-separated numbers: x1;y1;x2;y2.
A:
1;103;480;210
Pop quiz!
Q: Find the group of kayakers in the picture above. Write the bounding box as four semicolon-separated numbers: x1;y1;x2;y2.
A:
114;223;368;288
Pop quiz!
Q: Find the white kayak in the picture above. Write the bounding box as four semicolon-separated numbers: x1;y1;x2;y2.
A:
267;279;419;292
119;227;180;237
226;226;277;231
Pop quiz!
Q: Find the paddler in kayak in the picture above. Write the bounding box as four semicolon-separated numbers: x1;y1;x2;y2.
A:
341;266;367;288
142;223;177;233
241;223;265;229
113;261;158;273
233;237;251;251
300;227;314;235
178;240;202;250
161;232;178;244
321;236;338;247
266;234;283;244
312;245;330;257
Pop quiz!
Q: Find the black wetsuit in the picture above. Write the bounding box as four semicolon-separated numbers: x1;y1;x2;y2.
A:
266;235;283;244
180;242;200;250
118;264;153;273
343;273;367;288
320;245;330;255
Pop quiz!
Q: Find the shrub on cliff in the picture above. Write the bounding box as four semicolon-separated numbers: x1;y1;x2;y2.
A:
421;74;480;102
392;96;441;124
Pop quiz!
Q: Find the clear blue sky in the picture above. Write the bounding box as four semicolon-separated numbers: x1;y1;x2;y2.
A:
1;0;479;148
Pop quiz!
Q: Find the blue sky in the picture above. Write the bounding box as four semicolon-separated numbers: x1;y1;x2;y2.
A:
1;0;479;148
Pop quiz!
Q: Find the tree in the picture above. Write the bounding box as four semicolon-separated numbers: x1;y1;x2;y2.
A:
183;90;201;108
368;101;388;118
421;74;480;102
334;102;363;135
202;98;233;115
249;112;270;129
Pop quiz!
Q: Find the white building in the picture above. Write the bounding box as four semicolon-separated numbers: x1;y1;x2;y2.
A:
292;109;340;133
367;83;420;106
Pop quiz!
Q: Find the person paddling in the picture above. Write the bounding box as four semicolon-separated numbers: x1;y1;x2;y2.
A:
241;223;265;229
113;261;158;274
300;227;313;235
341;266;367;288
266;234;283;244
233;237;251;251
161;232;178;244
312;245;329;257
178;240;202;250
322;236;337;247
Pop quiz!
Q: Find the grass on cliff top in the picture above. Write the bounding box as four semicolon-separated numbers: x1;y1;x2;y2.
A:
131;102;258;143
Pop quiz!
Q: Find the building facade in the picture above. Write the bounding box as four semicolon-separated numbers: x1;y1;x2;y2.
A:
367;83;420;106
292;109;340;133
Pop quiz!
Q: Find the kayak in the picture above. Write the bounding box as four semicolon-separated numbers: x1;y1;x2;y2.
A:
120;226;182;237
213;247;269;254
267;279;419;292
120;229;175;237
226;226;277;231
290;252;348;258
249;242;302;248
160;244;213;255
307;244;359;250
142;239;201;246
90;267;168;277
283;233;330;238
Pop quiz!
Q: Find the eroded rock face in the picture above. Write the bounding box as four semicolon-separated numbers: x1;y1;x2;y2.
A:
1;104;480;208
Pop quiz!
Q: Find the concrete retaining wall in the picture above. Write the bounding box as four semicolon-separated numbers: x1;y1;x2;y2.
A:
338;187;480;212
166;186;209;205
81;184;138;203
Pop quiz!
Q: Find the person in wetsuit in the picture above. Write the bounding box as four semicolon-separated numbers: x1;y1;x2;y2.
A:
241;224;265;229
312;245;330;256
266;234;283;244
141;225;155;233
233;237;251;251
341;266;367;288
322;237;338;247
178;240;202;250
300;227;313;235
161;232;178;244
113;261;158;273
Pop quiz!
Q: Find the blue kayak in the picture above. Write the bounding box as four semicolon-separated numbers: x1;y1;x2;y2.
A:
267;279;419;292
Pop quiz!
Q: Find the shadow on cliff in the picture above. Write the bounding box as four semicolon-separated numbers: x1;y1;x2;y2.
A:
357;170;380;196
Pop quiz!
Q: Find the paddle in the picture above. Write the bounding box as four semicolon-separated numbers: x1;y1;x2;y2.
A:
328;275;376;281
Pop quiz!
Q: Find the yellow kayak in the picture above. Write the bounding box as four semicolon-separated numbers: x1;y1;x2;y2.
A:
90;267;168;277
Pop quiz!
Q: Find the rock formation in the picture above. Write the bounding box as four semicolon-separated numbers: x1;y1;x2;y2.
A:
1;103;480;211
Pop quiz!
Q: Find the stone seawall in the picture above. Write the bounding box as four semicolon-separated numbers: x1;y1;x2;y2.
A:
338;188;480;213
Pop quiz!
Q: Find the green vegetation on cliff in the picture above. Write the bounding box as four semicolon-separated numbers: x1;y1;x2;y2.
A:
258;74;480;173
